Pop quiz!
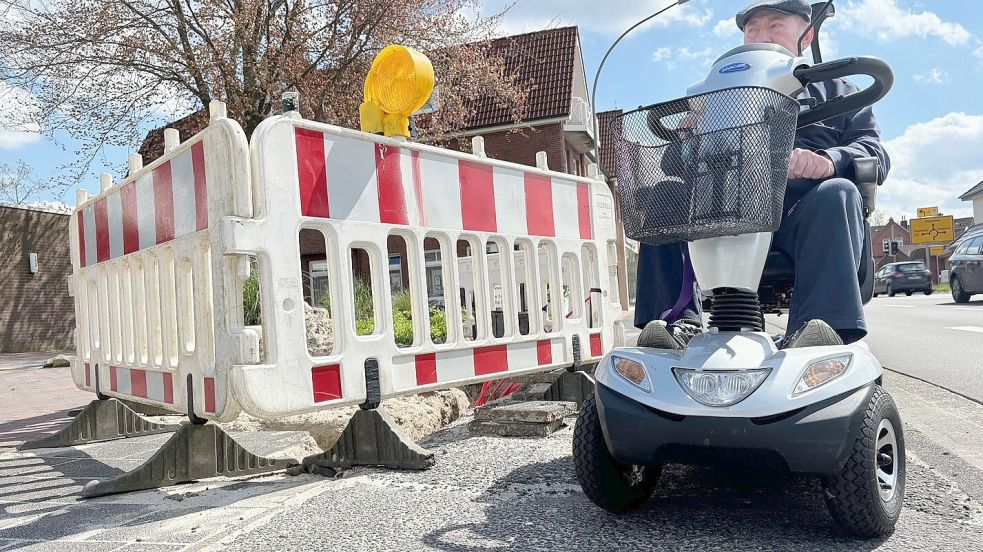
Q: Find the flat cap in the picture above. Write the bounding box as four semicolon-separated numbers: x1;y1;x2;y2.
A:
736;0;813;30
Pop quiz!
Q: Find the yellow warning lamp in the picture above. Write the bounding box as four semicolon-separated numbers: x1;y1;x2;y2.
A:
360;45;435;138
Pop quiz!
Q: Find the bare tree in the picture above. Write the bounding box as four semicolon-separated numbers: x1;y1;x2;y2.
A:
0;0;528;180
0;160;50;206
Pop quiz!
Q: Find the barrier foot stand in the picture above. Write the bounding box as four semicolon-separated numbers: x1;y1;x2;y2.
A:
18;398;182;451
81;422;291;498
301;408;435;471
542;370;595;407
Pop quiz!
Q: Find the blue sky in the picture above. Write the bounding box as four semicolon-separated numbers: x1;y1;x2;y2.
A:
3;0;982;221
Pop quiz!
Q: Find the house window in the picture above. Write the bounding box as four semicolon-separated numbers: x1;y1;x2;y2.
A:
388;254;403;291
309;260;330;307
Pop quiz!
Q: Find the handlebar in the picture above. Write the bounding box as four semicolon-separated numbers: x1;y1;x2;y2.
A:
793;56;894;127
645;97;693;142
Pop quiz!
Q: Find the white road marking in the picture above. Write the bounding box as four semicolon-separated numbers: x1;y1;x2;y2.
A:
883;305;917;308
947;326;983;333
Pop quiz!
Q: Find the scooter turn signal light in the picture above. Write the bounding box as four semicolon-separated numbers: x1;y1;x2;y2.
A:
614;357;652;392
794;355;852;396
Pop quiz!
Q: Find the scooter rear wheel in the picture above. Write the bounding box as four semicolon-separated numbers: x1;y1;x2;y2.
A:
573;393;659;512
824;386;905;538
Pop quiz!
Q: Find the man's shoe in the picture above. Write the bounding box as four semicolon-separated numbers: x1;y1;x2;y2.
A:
638;318;703;350
779;319;843;349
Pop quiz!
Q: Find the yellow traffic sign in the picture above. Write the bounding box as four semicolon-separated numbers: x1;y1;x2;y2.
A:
917;206;939;218
930;246;944;256
911;215;955;244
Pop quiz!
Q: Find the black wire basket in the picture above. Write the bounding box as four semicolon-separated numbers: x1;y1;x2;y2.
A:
613;86;800;245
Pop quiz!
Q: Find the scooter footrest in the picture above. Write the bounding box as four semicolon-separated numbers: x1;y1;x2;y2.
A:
637;321;683;350
781;319;843;349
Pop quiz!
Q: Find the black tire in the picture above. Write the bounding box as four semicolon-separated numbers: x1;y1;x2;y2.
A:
904;290;912;296
923;288;932;296
952;277;971;303
887;284;895;297
573;393;659;512
824;386;905;538
872;291;879;298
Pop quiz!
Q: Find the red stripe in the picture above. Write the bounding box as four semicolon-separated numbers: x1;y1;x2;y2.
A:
295;127;330;218
524;174;555;236
411;150;427;226
94;198;110;262
120;183;139;254
474;344;508;376
204;377;216;412
415;353;438;386
77;211;87;267
312;364;343;403
459;161;496;232
192;141;208;230
376;143;409;225
153;161;175;244
163;372;173;404
537;340;552;365
577;182;593;240
130;369;147;398
109;366;118;392
84;363;91;387
590;333;602;357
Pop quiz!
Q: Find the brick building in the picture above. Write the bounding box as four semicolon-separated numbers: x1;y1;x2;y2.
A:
0;205;76;352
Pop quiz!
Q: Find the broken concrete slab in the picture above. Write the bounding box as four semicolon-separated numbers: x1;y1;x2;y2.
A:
469;417;567;438
474;400;577;424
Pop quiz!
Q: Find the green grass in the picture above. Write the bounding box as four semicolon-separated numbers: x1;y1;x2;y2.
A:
244;269;447;343
933;283;951;293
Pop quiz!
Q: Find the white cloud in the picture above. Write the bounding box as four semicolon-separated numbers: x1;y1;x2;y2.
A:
879;113;983;219
839;0;974;47
0;82;42;150
480;0;714;37
913;68;950;85
651;47;672;62
650;45;715;70
713;18;740;39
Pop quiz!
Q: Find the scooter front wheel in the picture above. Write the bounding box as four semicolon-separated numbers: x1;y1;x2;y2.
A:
573;393;660;512
824;386;905;538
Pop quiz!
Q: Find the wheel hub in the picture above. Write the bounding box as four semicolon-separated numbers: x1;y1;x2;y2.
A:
875;418;898;502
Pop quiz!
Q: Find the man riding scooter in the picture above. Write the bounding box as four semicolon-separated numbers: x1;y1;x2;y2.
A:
634;0;890;347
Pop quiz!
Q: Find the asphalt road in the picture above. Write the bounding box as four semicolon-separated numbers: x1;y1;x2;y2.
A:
861;292;983;402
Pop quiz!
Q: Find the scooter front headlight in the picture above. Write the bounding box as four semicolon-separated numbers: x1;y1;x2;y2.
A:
793;354;852;396
672;368;770;407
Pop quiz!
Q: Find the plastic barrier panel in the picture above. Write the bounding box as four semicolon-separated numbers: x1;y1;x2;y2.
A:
69;102;252;422
225;113;621;418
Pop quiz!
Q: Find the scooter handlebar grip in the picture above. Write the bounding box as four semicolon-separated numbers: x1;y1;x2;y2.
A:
793;56;894;127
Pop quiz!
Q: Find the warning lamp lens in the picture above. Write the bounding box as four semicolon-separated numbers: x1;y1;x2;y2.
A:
367;45;434;116
614;357;651;392
794;355;852;396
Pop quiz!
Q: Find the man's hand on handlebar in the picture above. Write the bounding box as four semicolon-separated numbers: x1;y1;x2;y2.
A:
788;148;835;180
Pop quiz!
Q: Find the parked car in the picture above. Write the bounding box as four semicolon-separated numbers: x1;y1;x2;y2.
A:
872;261;932;297
948;232;983;303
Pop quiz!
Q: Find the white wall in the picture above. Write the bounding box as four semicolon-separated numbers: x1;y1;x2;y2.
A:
974;196;983;224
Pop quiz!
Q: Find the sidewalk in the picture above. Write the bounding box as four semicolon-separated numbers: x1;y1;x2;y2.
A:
0;358;93;449
0;353;71;372
3;341;983;550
